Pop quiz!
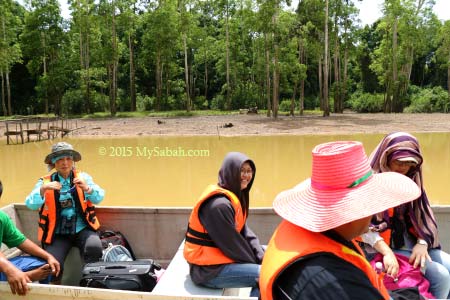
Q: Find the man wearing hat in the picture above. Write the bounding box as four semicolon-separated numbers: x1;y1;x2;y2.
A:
25;142;105;284
259;141;421;300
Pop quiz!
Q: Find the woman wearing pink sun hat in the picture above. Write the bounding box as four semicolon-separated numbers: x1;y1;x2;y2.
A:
259;141;421;300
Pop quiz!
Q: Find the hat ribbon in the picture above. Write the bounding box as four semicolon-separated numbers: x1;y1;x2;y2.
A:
347;170;373;188
311;170;373;190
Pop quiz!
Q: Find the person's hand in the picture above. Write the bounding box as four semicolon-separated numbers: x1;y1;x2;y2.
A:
40;181;62;195
43;181;62;191
73;177;91;193
46;255;60;277
5;267;31;295
410;243;432;269
382;251;399;278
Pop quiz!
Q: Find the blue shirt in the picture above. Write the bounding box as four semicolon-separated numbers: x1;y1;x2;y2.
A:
25;171;104;233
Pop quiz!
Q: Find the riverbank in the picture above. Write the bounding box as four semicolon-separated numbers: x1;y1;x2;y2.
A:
2;112;450;138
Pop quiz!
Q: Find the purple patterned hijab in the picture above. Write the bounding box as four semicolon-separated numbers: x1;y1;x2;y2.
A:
369;132;440;249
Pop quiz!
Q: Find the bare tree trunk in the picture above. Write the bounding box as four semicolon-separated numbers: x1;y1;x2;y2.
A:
129;33;136;111
341;43;348;112
155;50;162;111
110;2;117;116
86;34;91;114
78;1;87;113
265;33;271;117
299;39;305;116
1;19;11;116
272;6;279;119
447;64;450;112
384;75;392;113
290;82;297;116
300;79;305;115
333;13;341;113
225;0;231;110
323;0;330;117
6;71;11;115
204;48;208;101
41;32;48;114
183;33;191;112
1;71;6;116
391;17;399;113
318;58;323;109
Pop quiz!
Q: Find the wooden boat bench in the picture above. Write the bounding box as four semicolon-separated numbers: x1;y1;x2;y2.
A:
152;240;253;298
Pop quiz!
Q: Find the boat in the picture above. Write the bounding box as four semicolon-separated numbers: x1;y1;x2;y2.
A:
2;203;450;299
0;203;281;300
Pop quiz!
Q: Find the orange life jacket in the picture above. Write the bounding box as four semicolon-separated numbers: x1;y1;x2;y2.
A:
183;184;246;265
259;220;390;300
38;170;100;244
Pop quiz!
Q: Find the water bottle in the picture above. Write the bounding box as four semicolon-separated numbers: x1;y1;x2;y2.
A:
375;262;384;274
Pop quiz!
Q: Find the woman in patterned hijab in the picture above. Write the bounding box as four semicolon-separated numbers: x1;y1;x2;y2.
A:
368;132;450;299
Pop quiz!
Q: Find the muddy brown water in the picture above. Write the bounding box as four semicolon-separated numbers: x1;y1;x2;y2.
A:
1;132;449;207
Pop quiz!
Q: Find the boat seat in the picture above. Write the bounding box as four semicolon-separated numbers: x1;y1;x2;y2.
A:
152;240;253;298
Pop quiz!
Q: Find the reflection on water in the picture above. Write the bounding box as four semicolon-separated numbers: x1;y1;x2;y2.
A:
1;133;449;207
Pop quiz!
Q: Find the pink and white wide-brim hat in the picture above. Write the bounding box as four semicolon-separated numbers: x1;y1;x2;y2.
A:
273;141;421;232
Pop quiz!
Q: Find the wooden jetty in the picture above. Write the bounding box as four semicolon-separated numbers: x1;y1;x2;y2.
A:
4;117;74;145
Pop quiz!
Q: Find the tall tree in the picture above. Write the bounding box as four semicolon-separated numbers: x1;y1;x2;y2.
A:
141;0;179;111
436;20;450;103
20;0;65;115
0;0;22;116
179;0;193;112
69;0;96;113
322;0;329;117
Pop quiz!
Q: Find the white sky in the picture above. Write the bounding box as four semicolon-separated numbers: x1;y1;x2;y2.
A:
19;0;450;24
287;0;450;25
355;0;450;25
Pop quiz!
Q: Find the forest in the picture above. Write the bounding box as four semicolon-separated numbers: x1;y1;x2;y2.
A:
0;0;449;118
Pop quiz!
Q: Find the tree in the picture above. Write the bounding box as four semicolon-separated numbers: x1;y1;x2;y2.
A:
322;0;329;117
69;0;96;113
436;20;450;103
372;0;436;113
0;0;23;116
20;0;65;115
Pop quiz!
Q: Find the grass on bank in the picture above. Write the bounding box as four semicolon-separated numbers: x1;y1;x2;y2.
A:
0;109;323;121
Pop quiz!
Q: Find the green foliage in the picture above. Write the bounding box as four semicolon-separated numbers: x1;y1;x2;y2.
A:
405;86;450;113
61;89;85;114
348;91;384;113
7;0;450;117
211;94;225;110
304;96;320;110
231;82;260;109
193;96;209;110
62;89;109;114
279;100;294;112
136;94;154;112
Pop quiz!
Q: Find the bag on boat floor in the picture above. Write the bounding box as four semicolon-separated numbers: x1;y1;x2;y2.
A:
102;244;134;262
79;260;161;292
99;229;136;260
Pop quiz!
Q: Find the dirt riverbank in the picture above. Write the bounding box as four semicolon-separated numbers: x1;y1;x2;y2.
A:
2;112;450;138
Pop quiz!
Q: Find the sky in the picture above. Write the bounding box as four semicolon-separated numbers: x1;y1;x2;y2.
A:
19;0;450;24
287;0;450;25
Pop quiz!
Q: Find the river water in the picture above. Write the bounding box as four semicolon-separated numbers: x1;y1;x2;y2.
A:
1;133;449;207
